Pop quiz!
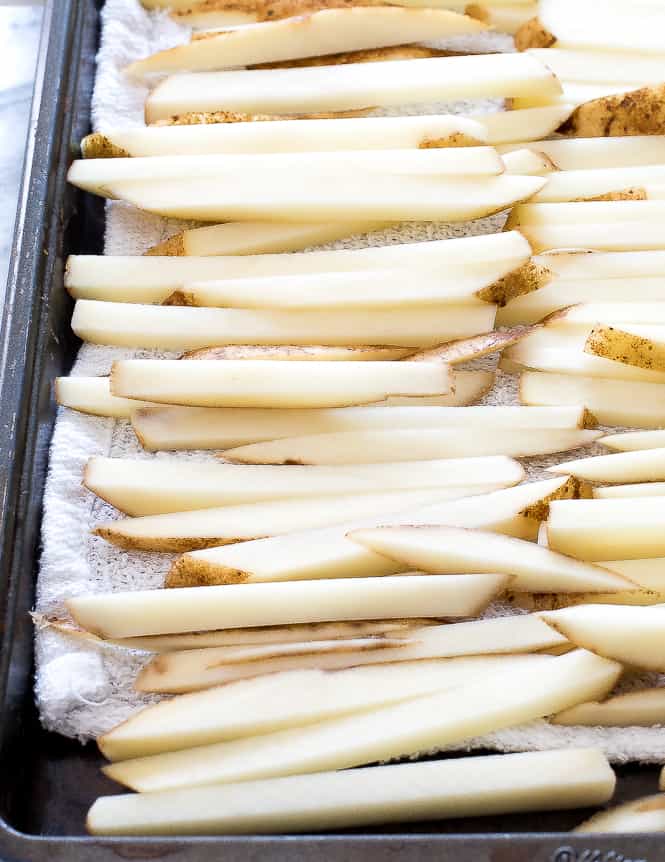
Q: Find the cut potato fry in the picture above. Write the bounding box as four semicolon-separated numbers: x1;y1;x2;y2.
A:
65;230;532;303
528;48;665;88
600;431;665;452
548;306;665;328
103;655;545;760
146;220;389;256
177;269;512;310
89;747;615;836
82;114;488;158
575;794;665;835
70;147;506;197
539;0;665;54
55;376;142;419
132;403;585;451
559;83;665;139
549;448;665;484
497;278;665;327
180;344;414;361
501;135;665;171
498;222;665;254
145;54;562;121
553;687;665;727
474;105;574;146
84;455;520;516
104;174;545;224
386;370;495;406
134;617;567;694
169;477;578;586
541;605;665;671
595;559;665;595
520;371;665;428
586;324;665;372
532;166;665;204
537;249;665;281
594;483;665;498
248;45;457;70
223;427;600;465
511;200;665;228
502;147;556;176
109;358;455;407
547;498;665;560
103;650;620;792
505;345;665;384
126;8;484;76
94;488;501;552
68;574;508;640
350;525;634;594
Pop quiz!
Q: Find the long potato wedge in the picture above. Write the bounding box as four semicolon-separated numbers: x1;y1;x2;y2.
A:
89;748;615;836
532;166;665;204
133;616;567;693
101;655;547;760
600;431;665;452
145;54;562;120
511;200;665;228
132;403;585;451
547;498;665;560
537;249;665;281
70;147;506;196
475;105;574;146
103;650;620;792
553;687;665;727
103;174;545;224
520;371;665;428
64;230;532;303
168;477;579;586
505;344;665;384
527;48;665;89
541;605;665;671
94;488;503;552
84;455;521;516
67;574;509;639
350;525;634;594
55;377;143;419
82;114;488;158
549;448;665;484
222;427;600;464
575;794;665;835
127;7;485;76
500;136;665;171
594;484;665;498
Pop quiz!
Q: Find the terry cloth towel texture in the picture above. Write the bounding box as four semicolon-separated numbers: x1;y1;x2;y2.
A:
34;0;665;761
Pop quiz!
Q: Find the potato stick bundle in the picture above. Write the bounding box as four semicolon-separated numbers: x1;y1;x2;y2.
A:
65;230;532;303
102;173;545;224
520;372;665;428
67;574;509;639
168;477;578;586
102;650;620;792
87;748;615;836
69;146;506;196
145;53;561;121
126;7;485;76
547;498;665;560
84;454;523;515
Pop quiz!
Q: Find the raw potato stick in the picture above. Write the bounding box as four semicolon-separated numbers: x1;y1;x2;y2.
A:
541;605;665;672
475;105;574;146
520;371;665;428
547;498;665;561
82;114;488;158
180;345;414;361
169;477;578;586
134;616;568;693
511;200;665;228
102;650;620;792
575;795;665;835
532;166;665;203
102;174;545;224
527;48;665;89
222;427;600;464
69;147;507;196
549;448;665;484
131;403;587;451
145;54;561;121
126;8;485;75
537;249;665;281
66;574;509;639
84;455;521;515
599;431;665;452
64;230;532;303
500;136;665;171
553;688;665;728
88;748;616;836
55;377;144;419
594;484;665;498
350;525;634;594
99;655;547;760
108;358;455;407
94;487;503;552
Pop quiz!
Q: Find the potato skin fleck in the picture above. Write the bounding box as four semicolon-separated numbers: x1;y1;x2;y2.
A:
514;17;556;51
559;85;665;138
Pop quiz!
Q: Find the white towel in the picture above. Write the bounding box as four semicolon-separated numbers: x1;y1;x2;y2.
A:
34;0;665;762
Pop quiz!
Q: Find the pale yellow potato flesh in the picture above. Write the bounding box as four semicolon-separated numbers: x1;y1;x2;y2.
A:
88;748;615;836
539;0;665;54
67;574;509;639
553;687;665;727
522;222;665;255
537;249;665;281
349;525;634;594
55;377;143;419
549;448;665;484
473;105;574;146
99;654;548;761
532;166;665;203
103;650;620;792
385;370;495;406
594;483;665;498
528;48;665;88
133;616;566;694
500;136;665;171
547;498;665;560
502;147;556;176
145;53;562;121
575;794;665;835
511;200;665;228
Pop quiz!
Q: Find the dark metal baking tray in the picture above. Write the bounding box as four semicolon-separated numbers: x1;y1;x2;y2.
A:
0;0;663;857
